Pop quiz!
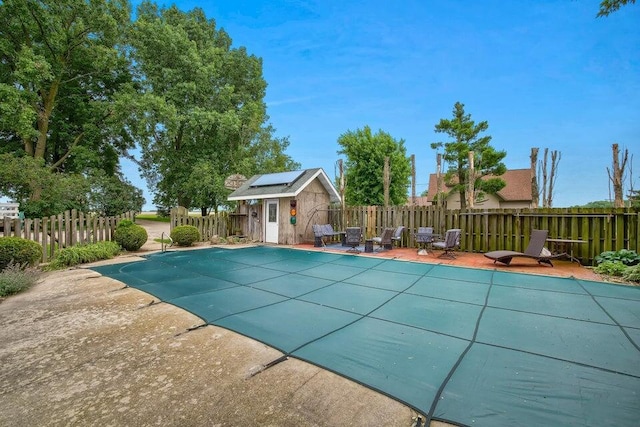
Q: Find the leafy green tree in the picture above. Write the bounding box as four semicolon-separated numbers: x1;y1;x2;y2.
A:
0;0;133;203
88;172;145;216
597;0;636;17
337;126;411;206
0;154;89;217
431;102;507;209
239;124;301;177
0;0;136;216
184;161;228;216
122;2;268;210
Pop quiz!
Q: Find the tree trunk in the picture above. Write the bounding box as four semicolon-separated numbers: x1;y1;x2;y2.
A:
467;151;475;208
457;162;467;210
410;154;416;205
547;150;561;207
530;148;539;208
383;156;390;207
541;148;548;207
609;143;628;208
436;153;443;207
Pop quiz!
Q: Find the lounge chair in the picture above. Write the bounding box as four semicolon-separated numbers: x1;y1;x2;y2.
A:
432;228;461;259
345;227;362;253
372;228;394;251
391;226;405;248
484;229;560;266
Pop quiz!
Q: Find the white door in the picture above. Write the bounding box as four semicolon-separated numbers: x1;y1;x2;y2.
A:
264;199;279;243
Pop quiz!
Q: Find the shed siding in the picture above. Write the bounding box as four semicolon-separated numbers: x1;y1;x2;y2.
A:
275;178;331;244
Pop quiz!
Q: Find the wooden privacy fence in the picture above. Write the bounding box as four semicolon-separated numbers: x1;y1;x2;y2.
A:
1;210;135;263
329;206;640;266
170;210;230;241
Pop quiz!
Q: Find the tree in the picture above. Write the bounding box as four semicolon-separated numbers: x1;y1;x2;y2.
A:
0;153;90;217
597;0;636;17
122;2;268;210
88;171;145;216
431;102;506;209
237;124;301;178
337;126;411;206
538;148;561;208
608;143;629;208
0;0;144;218
0;0;133;203
183;161;228;216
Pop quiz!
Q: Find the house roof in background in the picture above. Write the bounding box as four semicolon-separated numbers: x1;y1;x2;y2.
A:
426;169;532;202
228;168;341;202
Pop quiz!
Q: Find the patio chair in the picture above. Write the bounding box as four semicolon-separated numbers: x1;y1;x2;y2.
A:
415;227;435;255
345;227;362;253
312;224;325;247
372;227;394;251
432;228;461;259
391;226;405;248
321;224;344;244
484;229;562;267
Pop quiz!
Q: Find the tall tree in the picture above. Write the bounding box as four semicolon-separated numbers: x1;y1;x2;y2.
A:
122;2;268;210
431;102;507;209
337;126;411;206
0;0;132;192
530;148;540;208
538;148;561;208
0;0;139;217
608;143;628;208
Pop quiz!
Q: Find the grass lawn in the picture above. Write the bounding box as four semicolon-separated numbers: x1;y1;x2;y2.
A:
136;213;170;223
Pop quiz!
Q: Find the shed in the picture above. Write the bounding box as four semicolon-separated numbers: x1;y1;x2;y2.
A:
227;168;341;245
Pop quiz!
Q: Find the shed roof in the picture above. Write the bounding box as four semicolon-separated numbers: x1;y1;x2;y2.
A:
227;168;341;203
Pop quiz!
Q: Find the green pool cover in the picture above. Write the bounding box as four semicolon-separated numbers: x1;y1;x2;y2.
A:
91;246;640;426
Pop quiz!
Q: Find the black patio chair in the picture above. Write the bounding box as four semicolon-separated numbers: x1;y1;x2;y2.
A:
345;227;362;253
432;228;461;259
372;228;394;251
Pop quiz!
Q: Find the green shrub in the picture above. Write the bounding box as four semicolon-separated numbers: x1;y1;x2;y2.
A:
48;241;120;270
170;225;200;246
0;261;41;297
0;237;42;271
114;221;148;251
593;260;627;277
595;249;640;266
622;265;640;283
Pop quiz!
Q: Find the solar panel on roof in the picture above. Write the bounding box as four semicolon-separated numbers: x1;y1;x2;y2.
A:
251;170;304;187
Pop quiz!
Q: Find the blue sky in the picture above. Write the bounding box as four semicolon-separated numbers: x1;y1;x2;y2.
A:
126;0;639;210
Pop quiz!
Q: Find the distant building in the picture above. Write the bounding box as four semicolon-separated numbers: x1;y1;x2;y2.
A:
422;168;533;209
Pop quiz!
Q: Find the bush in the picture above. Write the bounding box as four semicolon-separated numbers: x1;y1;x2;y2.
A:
622;265;640;283
114;221;148;251
170;225;200;246
0;261;41;297
595;249;640;266
0;237;42;271
593;260;627;277
48;241;120;270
